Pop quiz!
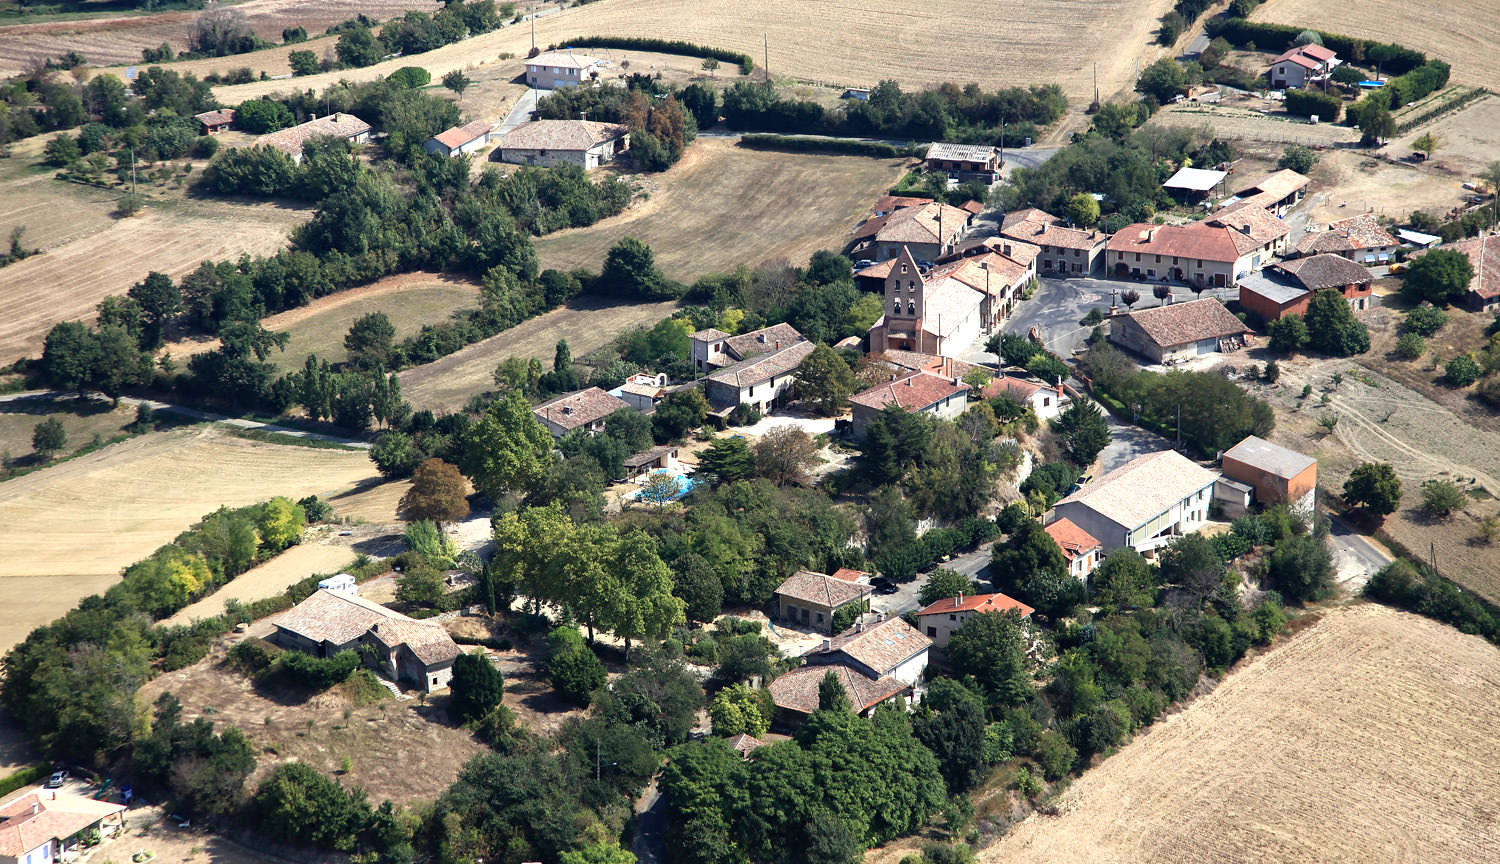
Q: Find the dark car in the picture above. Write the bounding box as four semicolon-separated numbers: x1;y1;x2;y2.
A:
871;579;899;595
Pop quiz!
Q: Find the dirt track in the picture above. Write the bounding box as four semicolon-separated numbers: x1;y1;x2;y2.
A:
983;603;1500;863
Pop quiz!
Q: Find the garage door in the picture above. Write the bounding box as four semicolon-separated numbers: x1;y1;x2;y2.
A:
1197;338;1218;355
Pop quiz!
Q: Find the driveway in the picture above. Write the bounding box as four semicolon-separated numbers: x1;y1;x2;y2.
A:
868;545;994;620
1098;408;1174;473
728;410;837;439
1328;514;1393;589
498;88;539;134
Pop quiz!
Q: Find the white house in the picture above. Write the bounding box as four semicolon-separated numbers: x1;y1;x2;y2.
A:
525;50;604;89
980;374;1067;421
915;592;1033;649
847;372;969;440
1269;44;1339;89
494;119;630;169
424;119;495;157
692;323;813;415
0;792;126;864
611;372;669;411
1051;450;1219;552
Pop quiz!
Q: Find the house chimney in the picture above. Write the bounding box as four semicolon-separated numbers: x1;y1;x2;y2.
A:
822;638;831;651
855;622;864;633
1146;228;1157;242
953;594;962;608
905;377;914;386
32;802;40;816
775;340;781;349
310;112;318;121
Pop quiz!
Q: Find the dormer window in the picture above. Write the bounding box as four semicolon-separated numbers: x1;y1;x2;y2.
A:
900;264;908;274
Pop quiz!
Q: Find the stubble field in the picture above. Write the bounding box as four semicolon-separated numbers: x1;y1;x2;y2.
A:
398;295;679;412
0;199;308;366
535;137;906;280
0;0;441;77
1252;0;1500;92
0;425;377;653
983;603;1500;863
136;0;1172;104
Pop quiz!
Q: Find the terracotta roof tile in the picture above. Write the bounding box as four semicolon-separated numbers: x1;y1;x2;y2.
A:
258;113;370;157
498;119;629;152
1044;518;1102;561
0;793;125;858
1420;235;1500;300
1209;203;1290;254
1106;222;1244;263
1056;450;1219;530
829;568;870;583
194;108;235;125
981;374;1050;400
704;340;815;388
272;590;460;665
533;387;632;431
432;119;494;149
768;664;907;715
1120;298;1251;348
1233;168;1309;204
1299;214;1397;255
859;201;971;246
726;733;765;756
849;371;968;411
1001;209;1105;251
721;323;804;360
528;50;602;69
1272;254;1372;291
776;570;873;607
805;616;931;675
916;591;1034;618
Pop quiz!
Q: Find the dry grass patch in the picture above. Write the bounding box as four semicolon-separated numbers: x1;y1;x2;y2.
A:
0;199;308;365
1378;94;1500;180
0;397;136;463
1252;0;1500;92
398;295;679;412
534;137;907;281
162;538;363;627
0;425;377;653
982;603;1500;864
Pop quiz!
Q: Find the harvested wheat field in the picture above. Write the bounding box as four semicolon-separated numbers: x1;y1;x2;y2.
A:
188;0;1171;104
535;137;906;280
162;539;361;627
0;201;308;365
1252;0;1500;92
984;603;1500;864
399;295;679;412
0;0;440;77
0;425;377;653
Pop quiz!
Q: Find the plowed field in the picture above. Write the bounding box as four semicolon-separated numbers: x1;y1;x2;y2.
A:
984;604;1500;863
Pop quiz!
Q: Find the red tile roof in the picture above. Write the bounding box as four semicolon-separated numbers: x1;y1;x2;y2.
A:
194;108;235;126
1044;518;1102;561
768;664;908;715
829;568;870;583
916;591;1034;618
1001;208;1105;251
1119;298;1252;349
1233;168;1309;204
726;733;765;756
704;340;815;388
258;112;371;157
1297;214;1397;255
874;349;984;380
1209;203;1291;254
848;372;969;411
805;616;932;675
0;793;125;858
498;119;629;152
1273;253;1372;291
854;201;971;246
981;374;1051;401
432;119;494;149
533;387;632;431
1106;223;1244;263
775;570;873;607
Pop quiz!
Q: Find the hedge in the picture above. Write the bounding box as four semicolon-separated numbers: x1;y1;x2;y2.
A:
0;765;48;799
1209;18;1427;76
1394;86;1487;135
1283;88;1343;122
737;134;923;158
1380;60;1451;110
560;36;753;72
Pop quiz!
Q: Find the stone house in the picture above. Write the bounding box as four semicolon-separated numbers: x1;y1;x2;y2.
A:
775;570;873;634
1108;298;1253;364
847;371;969;441
494;120;630;169
270;589;461;693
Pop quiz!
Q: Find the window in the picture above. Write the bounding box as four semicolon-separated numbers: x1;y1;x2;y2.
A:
1155;255;1162;263
816;613;824;624
950;614;957;621
1135;253;1141;262
1172;256;1179;265
713;342;722;351
927;626;937;637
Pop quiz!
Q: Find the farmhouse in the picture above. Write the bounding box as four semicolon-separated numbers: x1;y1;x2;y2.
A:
1416;234;1500;311
847;372;969;441
915;592;1033;648
1230;168;1310;216
194;108;235;135
1295;214;1399;265
1051;450;1219;552
0;791;126;864
494;120;630;169
532;387;632;438
612;372;670;410
1268;44;1340;90
866;247;987;356
257;113;371;164
1220;435;1318;515
424;119;496;158
1206;202;1292;259
802;616;931;686
981;374;1067;420
694;324;815;415
999;208;1108;276
271;589;461;693
775;570;874;634
1107;222;1266;287
1108;298;1253;364
925;142;1002;183
1239;254;1374;320
727;733;765;758
766;663;910;721
1162;166;1228;202
1045;518;1104;580
852;200;974;262
525;50;604;89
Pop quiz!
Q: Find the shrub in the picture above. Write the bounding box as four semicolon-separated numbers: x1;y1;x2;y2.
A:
1035;730;1076;780
1277;144;1318;174
1421;479;1467;518
1283;88;1342;122
1394;332;1426;359
1402;305;1449;336
1445;354;1480;387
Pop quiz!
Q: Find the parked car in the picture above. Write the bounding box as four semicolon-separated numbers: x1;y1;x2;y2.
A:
46;770;68;788
871;578;899;595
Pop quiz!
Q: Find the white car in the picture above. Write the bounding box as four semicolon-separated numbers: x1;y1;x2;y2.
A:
45;770;68;788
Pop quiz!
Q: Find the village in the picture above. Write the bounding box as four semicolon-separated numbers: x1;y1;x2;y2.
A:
0;1;1499;864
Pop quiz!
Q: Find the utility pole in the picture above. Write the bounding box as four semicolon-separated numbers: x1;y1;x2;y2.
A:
530;12;535;53
764;34;769;82
1093;62;1099;109
999;116;1005;167
1176;404;1181;449
130;147;136;193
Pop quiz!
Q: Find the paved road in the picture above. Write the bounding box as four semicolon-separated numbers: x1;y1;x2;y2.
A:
498;88;539;134
0;390;372;449
1329;514;1394;588
1098;409;1174;473
869;545;993;619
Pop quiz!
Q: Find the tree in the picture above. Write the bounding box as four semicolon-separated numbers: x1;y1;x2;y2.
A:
1304;289;1369;356
865;484;917;564
1402;305;1449;337
1267;533;1333;603
548;630;607;706
1063;191;1100;227
917;569;980;608
817;670;852;713
288;50;319;76
387;66;431;89
1050;398;1110;466
235;99;294;134
344;311;397;369
1404;248;1474;306
1484;160;1500;228
1267;313;1310;353
1277;144;1319;174
450;651;505;726
991;519;1076;617
753;425;819;486
1412;132;1441;160
128;271;182;349
673;553;724;624
652;387;708;443
442;69;472;96
913;679;988;793
1357;100;1395;144
701;58;720;78
41;322;95;396
1089;547;1157;613
460;391;553;499
335;26;383;68
1421;479;1468;519
637;471;685;507
1135;58;1186;103
1445;354;1481;387
31;417;66;460
1158;532;1224;609
43;134;80;167
1395;332;1426;360
1294;29;1323;46
710;684;770;737
1342;462;1401;518
252;762;371;851
694;437;755;484
372;431;425;478
945;610;1032;706
599;237;670;299
562;844;637;864
1120;289;1140;310
400;458;470;527
797;345;857;415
